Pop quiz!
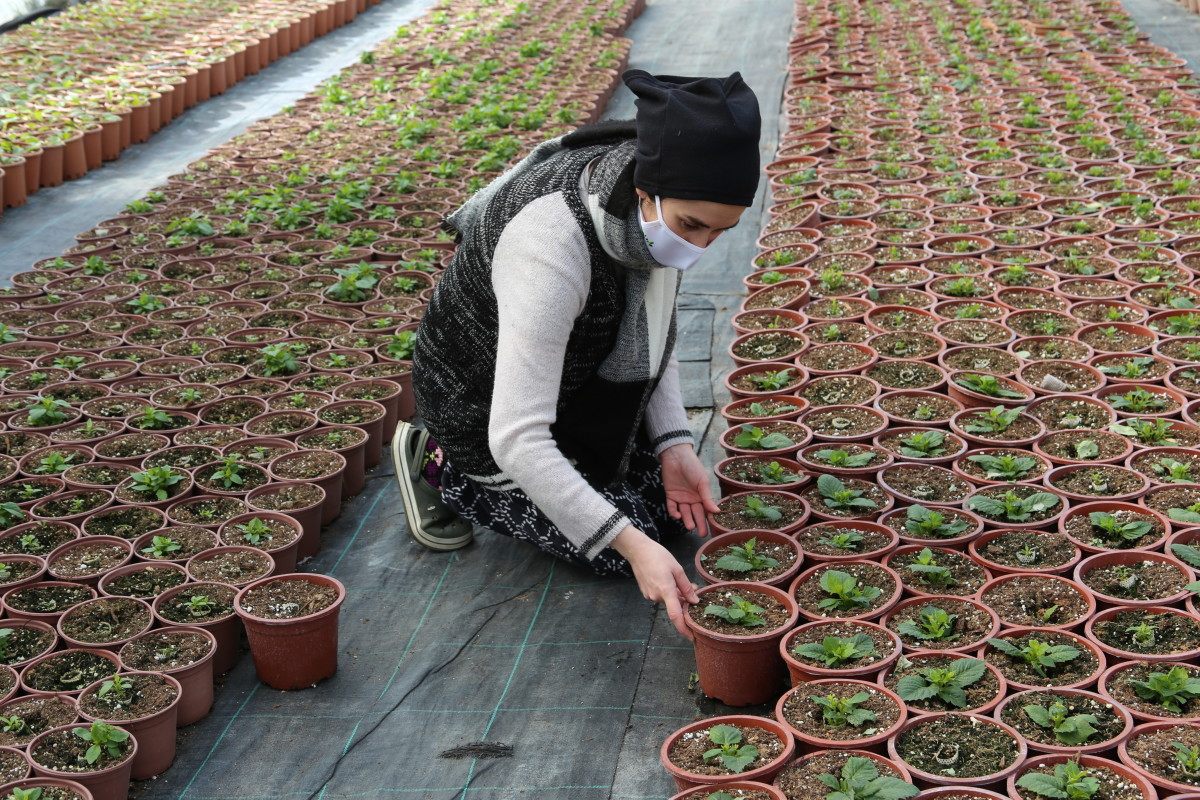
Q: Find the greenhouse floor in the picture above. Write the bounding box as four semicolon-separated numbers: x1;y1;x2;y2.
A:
2;0;1198;798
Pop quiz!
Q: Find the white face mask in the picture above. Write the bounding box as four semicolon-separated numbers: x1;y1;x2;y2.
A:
637;195;707;271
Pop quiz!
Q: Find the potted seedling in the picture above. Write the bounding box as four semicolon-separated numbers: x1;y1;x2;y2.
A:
694;532;804;588
789;561;902;623
983;627;1106;692
659;716;796;791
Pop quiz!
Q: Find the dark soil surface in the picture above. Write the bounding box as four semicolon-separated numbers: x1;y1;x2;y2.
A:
121;629;213;671
782;681;900;741
883;654;1000;713
893;547;988;596
786;620;897;670
714;494;808;532
1125;722;1200;787
699;539;798;583
168;496;248;526
976;530;1078;570
5;583;93;615
59;597;151;644
49;542;128;579
269;450;341;480
188;549;271;585
955;410;1043;442
800;444;889;470
0;522;76;556
798;376;877;407
665;723;786;776
0;626;54;665
1000;689;1126;748
0;559;44;586
249;483;323;512
23;649;117;694
792;563;896;619
78;672;178;721
1092;609;1200;657
794;525;892;557
895;713;1020;779
238;578;338;620
138;526;218;561
883;465;971;503
980;574;1091;629
985;630;1099;687
1051;466;1147;499
885;598;993;650
0;748;27;782
877;393;960;423
104;565;188;599
0;696;79;747
801;480;889;519
82;506;163;539
733;332;807;361
880;506;978;540
689;588;792;635
1081;558;1188;602
30;723;133;773
1063;505;1166;549
156;583;236;624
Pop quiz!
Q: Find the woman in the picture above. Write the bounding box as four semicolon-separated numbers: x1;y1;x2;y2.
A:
395;69;762;639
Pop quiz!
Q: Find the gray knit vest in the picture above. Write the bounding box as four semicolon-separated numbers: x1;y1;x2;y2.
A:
413;135;662;489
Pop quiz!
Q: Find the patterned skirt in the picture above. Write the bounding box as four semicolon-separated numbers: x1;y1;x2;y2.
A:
438;437;686;576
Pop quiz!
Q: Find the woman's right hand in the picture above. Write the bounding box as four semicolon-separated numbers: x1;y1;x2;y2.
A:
612;525;700;640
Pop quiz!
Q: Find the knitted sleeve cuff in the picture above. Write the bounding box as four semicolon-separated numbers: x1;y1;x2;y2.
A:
580;510;632;561
650;429;695;456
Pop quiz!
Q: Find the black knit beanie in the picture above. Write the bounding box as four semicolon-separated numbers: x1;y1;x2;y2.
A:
622;69;762;208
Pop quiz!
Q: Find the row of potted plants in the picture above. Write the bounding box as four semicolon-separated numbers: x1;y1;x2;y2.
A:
0;0;388;212
660;0;1200;796
0;0;651;797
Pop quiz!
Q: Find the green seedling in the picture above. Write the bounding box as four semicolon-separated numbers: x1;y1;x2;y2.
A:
813;692;877;728
73;721;129;765
1154;457;1197;483
816;756;918;800
1172;742;1200;776
1017;759;1100;800
702;724;759;774
1087;511;1152;545
24;397;71;427
1023;700;1099;745
962;405;1024;435
955;373;1025;399
810;449;874;468
185;595;217;618
1130;666;1200;714
128;467;185;502
816;474;877;512
819;530;864;551
748;369;796;392
712;538;779;574
817;569;882;613
898;431;946;459
967;453;1039;481
792;633;876;667
904;505;970;539
733;424;795;451
968;490;1060;523
906;548;955;588
703;596;767;628
987;636;1080;678
140;536;181;559
740;495;782;523
235;517;273;545
895;658;988;708
897;605;959;641
98;674;132;701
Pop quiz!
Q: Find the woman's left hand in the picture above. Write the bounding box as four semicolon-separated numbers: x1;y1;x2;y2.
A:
660;443;721;537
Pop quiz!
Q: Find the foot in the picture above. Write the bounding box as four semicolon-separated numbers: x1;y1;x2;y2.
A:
391;422;473;551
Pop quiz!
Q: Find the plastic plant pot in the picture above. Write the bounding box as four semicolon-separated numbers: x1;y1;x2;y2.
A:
1073;550;1196;608
1118;721;1200;796
881;594;1001;655
659;714;796;792
789;560;903;624
1099;660;1200;724
76;671;181;779
993;687;1135;757
977;573;1097;632
775;677;907;755
235;573;345;691
888;712;1028;791
27;723;136;800
694;530;805;588
1006;754;1158;800
1085;605;1200;664
979;626;1108;693
779;618;902;686
684;581;799;707
118;626;218;727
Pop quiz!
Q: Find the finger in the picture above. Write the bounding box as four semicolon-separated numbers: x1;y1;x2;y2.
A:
662;591;693;641
675;566;700;604
679;504;697;532
666;498;681;520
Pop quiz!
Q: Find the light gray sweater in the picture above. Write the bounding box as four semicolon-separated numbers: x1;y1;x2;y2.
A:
485;165;693;559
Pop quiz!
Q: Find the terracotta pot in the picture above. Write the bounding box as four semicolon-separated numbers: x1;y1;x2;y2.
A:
882;594;1001;654
967;528;1083;576
77;671;180;779
28;722;135;800
789;560;903;624
660;714;796;791
151;583;242;676
246;483;326;559
1085;604;1200;665
1074;550;1196;608
694;530;805;588
118;626;217;727
946;370;1033;409
720;396;809;427
713;455;810;496
0;555;47;593
795;443;894;480
186;546;274;587
235;573;345;690
878;463;974;508
96;561;188;600
888;712;1027;790
1044;463;1151;504
267;450;345;527
779;617;902;685
724;363;809;401
794;519;900;564
57;595;152;652
995;687;1135;756
1119;721;1200;795
775;677;907;754
18;647;120;697
948;407;1046;450
719;420;812;459
217;512;302;575
1100;659;1200;725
